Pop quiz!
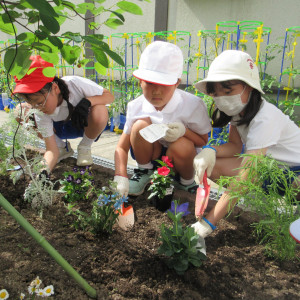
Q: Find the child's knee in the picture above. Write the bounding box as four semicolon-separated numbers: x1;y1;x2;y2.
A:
169;138;195;158
90;105;108;123
131;118;152;132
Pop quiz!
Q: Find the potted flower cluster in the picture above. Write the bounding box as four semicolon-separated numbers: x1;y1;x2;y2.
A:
148;156;175;211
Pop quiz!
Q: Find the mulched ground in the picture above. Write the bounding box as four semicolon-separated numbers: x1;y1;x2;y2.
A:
0;154;299;300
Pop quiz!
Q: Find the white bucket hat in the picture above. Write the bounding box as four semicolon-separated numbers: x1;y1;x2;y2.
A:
133;41;183;86
195;50;264;94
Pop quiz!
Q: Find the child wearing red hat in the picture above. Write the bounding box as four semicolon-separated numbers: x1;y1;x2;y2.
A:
13;55;113;171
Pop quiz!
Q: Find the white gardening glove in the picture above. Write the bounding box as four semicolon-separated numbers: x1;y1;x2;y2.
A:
113;175;129;197
193;146;216;183
191;218;214;238
191;218;216;255
164;122;186;142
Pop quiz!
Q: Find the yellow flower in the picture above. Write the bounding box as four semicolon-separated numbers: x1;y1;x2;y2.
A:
4;106;9;113
0;289;9;300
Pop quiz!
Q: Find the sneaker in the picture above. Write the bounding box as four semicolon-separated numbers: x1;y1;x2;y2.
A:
129;168;154;196
77;145;93;166
173;180;198;194
57;142;74;162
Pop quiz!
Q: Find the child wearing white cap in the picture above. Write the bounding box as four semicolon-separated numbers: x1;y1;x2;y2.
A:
192;50;300;245
113;41;211;197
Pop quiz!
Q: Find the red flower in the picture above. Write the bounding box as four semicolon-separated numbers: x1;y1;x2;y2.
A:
157;166;170;176
162;156;174;168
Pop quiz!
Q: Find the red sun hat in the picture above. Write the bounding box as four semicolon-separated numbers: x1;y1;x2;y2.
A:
13;55;55;94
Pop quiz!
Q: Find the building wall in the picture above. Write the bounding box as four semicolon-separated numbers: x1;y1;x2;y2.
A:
0;0;299;87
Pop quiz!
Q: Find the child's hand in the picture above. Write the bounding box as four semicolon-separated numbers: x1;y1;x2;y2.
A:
164;122;186;142
71;98;91;130
193;147;216;183
113;175;129;197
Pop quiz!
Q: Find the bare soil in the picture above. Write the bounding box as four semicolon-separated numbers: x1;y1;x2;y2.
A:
0;154;299;300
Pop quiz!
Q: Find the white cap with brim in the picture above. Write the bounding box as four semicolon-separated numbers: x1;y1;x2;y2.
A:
133;41;183;86
194;50;264;95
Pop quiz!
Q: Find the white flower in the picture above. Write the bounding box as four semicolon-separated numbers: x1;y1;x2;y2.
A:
36;289;45;297
30;276;42;288
0;289;9;300
43;285;54;297
28;285;36;295
20;293;25;300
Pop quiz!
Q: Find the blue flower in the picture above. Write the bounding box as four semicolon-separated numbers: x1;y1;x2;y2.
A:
76;178;82;184
113;196;128;210
168;201;190;217
80;169;86;175
97;194;111;206
73;167;78;172
66;175;74;182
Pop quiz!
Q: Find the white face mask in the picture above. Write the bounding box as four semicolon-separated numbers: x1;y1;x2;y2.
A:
214;86;247;116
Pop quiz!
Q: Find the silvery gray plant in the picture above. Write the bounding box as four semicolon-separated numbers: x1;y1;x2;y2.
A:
1;106;57;217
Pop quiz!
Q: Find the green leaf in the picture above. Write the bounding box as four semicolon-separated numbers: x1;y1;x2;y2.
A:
82;35;106;48
17;32;34;42
61;1;76;11
77;2;95;12
40;52;60;65
92;46;109;68
23;10;39;24
108;10;125;22
105;18;123;29
31;42;53;53
117;1;143;15
42;67;57;78
61;44;81;65
0;14;17;35
40;14;60;34
62;31;82;43
34;30;48;40
26;0;58;17
91;6;104;15
94;62;107;76
4;46;32;78
102;48;124;66
48;36;63;49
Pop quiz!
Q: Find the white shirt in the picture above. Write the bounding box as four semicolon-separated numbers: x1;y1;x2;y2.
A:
35;76;104;138
124;89;212;149
232;99;300;167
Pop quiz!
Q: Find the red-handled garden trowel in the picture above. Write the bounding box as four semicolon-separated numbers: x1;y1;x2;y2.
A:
195;171;211;219
117;203;134;231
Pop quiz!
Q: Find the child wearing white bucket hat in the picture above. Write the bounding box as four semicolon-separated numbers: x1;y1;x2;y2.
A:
113;41;211;198
192;50;300;242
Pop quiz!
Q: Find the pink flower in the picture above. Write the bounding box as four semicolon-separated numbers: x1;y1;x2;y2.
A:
157;166;170;176
162;156;174;168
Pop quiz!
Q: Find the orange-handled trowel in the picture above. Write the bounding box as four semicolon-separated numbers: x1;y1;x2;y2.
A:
195;171;211;219
117;203;134;231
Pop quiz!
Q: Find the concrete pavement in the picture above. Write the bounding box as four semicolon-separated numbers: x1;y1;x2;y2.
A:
0;109;136;168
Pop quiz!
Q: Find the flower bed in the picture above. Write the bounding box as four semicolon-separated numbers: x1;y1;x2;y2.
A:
0;155;299;299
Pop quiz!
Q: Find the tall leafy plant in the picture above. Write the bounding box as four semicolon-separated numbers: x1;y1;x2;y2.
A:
0;0;149;82
217;154;299;260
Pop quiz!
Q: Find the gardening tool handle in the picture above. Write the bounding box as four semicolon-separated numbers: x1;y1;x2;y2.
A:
203;171;208;188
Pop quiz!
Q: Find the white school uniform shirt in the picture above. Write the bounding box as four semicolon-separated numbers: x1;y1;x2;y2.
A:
231;99;300;167
35;76;104;138
124;89;212;150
